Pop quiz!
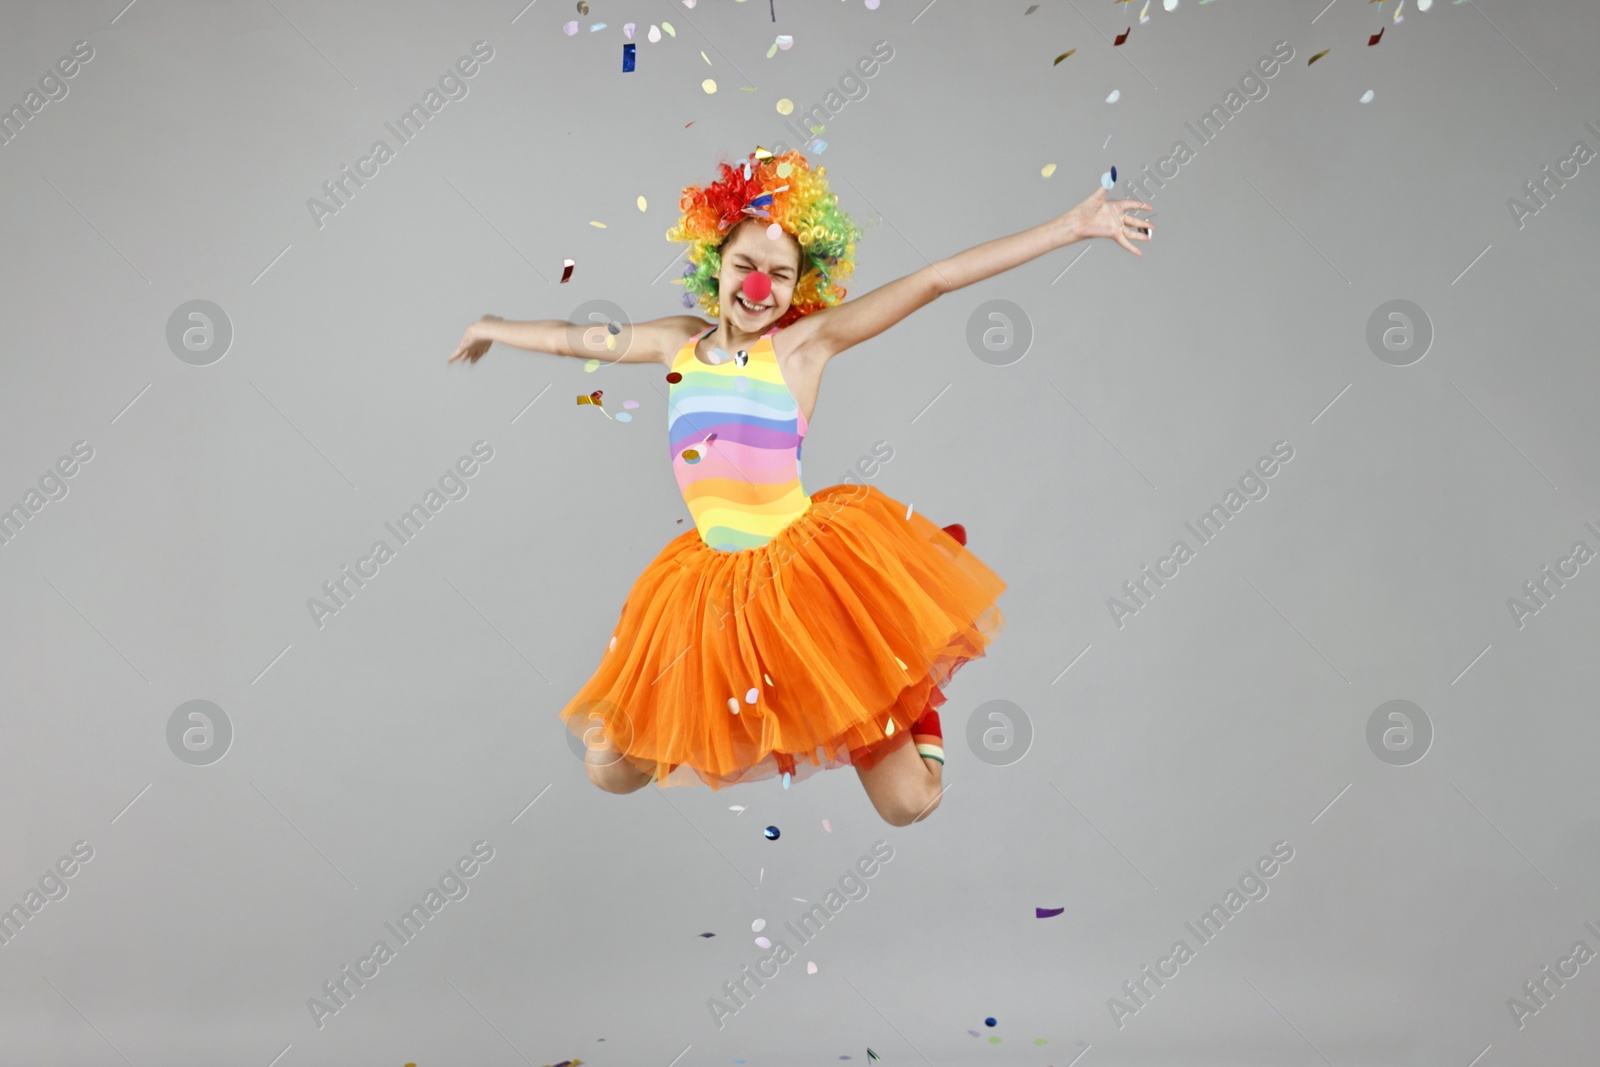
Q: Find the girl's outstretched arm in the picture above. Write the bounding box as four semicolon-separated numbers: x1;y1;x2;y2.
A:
803;186;1153;364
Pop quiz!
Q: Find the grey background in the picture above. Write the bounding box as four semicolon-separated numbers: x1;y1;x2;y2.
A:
2;0;1598;1065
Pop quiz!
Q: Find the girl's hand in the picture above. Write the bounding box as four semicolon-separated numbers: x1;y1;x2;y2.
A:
448;314;503;364
1063;187;1154;256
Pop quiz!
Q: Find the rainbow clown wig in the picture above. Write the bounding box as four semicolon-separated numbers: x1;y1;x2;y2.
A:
666;148;861;330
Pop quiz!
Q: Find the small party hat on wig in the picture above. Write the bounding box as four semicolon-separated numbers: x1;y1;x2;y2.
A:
665;147;861;329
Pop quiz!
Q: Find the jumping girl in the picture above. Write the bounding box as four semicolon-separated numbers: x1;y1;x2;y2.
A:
447;149;1152;826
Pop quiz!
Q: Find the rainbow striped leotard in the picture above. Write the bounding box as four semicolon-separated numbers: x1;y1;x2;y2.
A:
667;324;811;551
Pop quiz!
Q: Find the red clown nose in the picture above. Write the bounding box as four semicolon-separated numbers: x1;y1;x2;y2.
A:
742;271;772;304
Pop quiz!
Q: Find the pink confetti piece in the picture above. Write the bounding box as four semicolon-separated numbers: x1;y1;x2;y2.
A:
822;818;832;832
755;936;772;948
806;961;818;974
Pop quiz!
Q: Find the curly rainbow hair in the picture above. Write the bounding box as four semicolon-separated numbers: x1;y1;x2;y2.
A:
666;148;861;330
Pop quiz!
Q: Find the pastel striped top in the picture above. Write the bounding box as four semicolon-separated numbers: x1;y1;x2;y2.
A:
667;324;811;551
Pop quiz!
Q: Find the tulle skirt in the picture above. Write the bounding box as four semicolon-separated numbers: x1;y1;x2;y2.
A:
558;483;1006;789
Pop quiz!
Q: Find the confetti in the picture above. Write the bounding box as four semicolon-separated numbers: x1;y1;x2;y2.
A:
637;195;647;211
648;24;661;42
777;34;794;50
807;961;818;974
822;818;831;831
1394;0;1405;21
561;258;575;283
764;673;774;685
755;936;772;948
662;21;676;36
1359;89;1374;103
1165;0;1178;8
576;390;612;419
730;804;746;812
1036;906;1065;918
609;636;617;652
753;918;766;931
968;1031;980;1038
1139;0;1150;22
577;1;588;12
985;1017;998;1027
1418;0;1432;8
745;686;760;703
589;220;606;228
1101;170;1114;190
1112;164;1118;182
1308;48;1330;65
1041;163;1056;178
624;22;636;38
1368;27;1384;45
563;21;578;35
1052;48;1076;65
702;79;717;94
1113;26;1130;45
727;697;739;714
884;718;896;737
906;502;914;520
622;43;635;72
867;1051;879;1062
764;825;780;840
589;22;607;32
699;932;715;937
666;371;683;383
777;98;794;114
1106;89;1121;103
767;222;784;240
782;771;791;789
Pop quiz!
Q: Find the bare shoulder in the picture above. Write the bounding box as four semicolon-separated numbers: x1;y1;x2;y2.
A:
644;315;715;366
772;311;829;368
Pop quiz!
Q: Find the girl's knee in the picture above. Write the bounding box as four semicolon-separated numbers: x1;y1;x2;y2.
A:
879;781;942;826
586;755;651;794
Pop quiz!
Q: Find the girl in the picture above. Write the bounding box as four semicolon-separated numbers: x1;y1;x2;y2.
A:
448;149;1152;826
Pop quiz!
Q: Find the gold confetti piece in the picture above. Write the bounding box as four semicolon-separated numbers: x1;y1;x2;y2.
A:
885;718;896;737
637;195;647;211
683;448;700;461
1308;48;1330;64
702;78;717;93
776;98;794;114
764;672;774;685
1041;163;1057;178
589;220;606;228
701;50;711;65
583;359;599;373
577;389;612;418
894;656;907;671
1139;0;1151;21
577;0;588;12
1053;48;1076;65
662;21;676;36
727;697;739;715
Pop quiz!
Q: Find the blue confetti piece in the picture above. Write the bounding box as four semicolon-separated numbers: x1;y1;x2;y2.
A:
985;1016;997;1027
1111;164;1117;182
623;43;635;72
782;771;791;789
589;21;607;31
764;825;780;840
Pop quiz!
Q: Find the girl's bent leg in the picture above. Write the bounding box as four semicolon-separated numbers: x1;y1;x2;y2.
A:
584;736;654;794
855;737;943;826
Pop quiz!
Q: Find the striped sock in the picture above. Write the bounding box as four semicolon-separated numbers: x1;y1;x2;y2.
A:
911;707;943;765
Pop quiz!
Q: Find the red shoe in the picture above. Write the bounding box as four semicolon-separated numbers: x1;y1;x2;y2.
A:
941;523;966;546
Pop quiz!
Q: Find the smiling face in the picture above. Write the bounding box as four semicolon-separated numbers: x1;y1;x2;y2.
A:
715;218;804;331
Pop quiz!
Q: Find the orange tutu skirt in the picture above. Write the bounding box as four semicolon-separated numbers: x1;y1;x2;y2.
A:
559;482;1006;789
